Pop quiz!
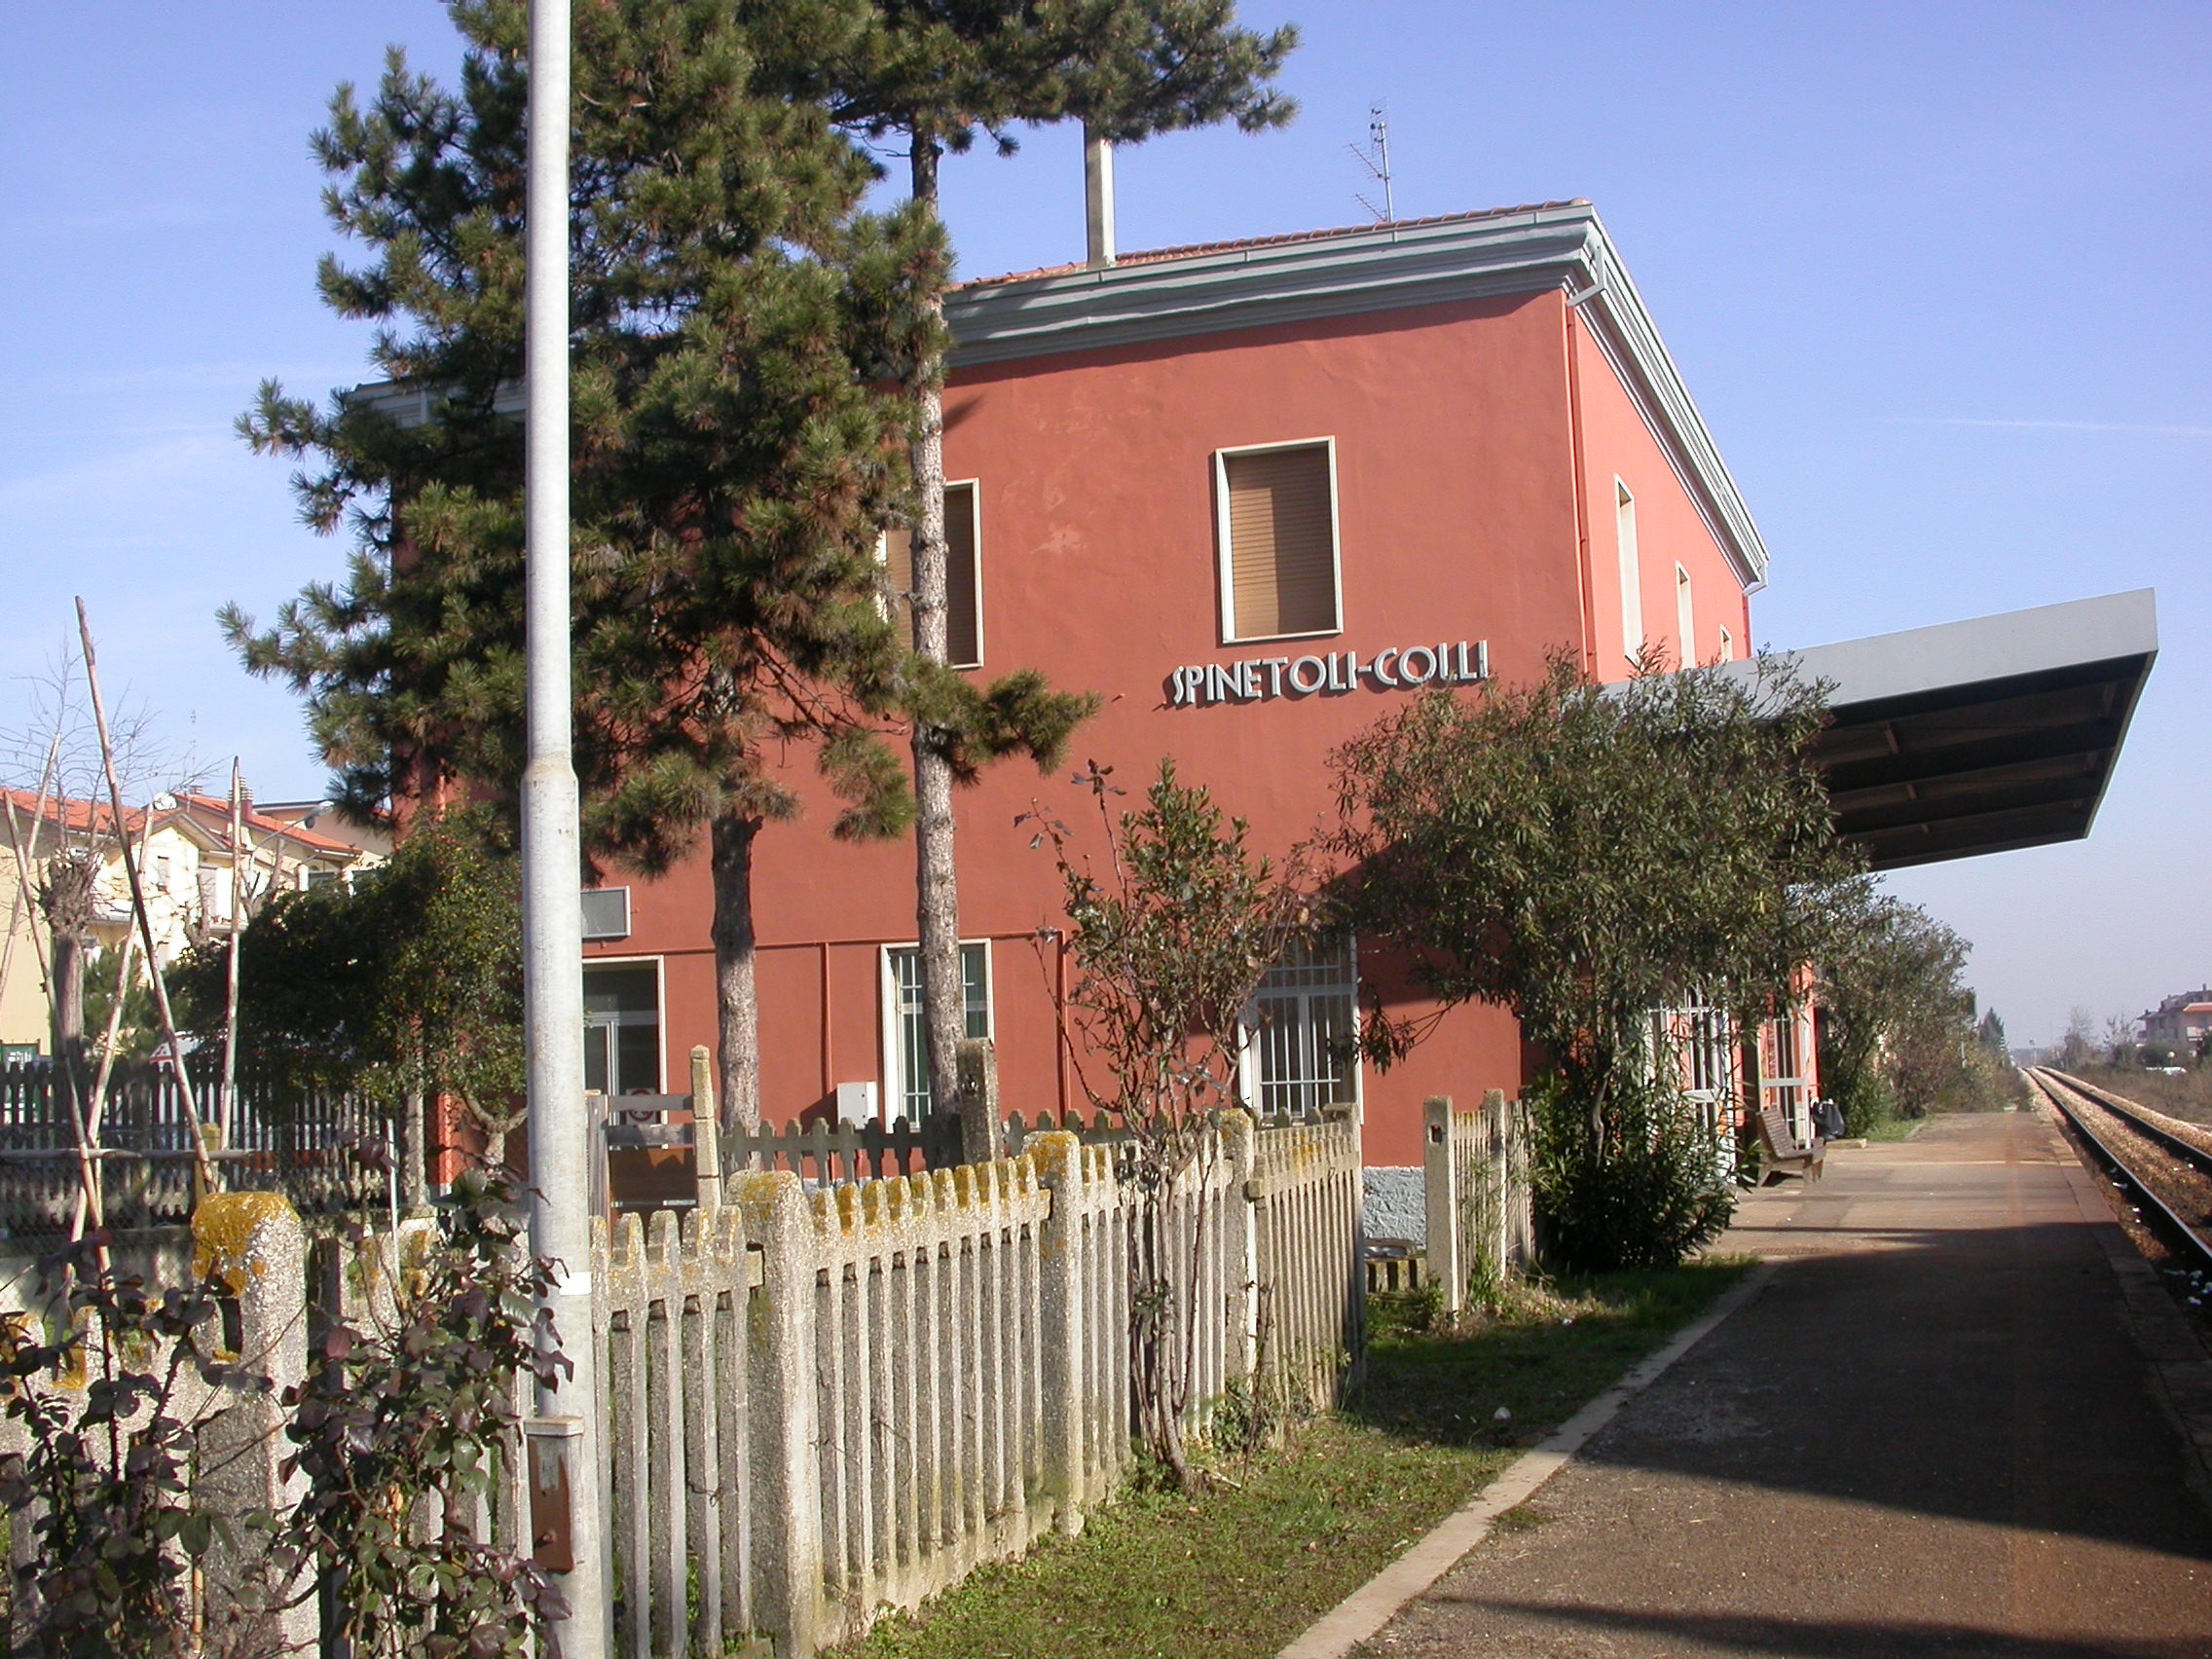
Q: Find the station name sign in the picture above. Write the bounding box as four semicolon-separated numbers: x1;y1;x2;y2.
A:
1167;640;1490;708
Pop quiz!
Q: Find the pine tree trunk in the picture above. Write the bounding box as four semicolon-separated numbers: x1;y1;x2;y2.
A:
908;133;965;1124
710;809;763;1131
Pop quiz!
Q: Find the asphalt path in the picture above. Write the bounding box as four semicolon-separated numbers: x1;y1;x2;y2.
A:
1355;1110;2212;1659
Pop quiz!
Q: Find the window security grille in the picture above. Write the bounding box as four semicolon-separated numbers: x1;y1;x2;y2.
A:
1248;935;1359;1119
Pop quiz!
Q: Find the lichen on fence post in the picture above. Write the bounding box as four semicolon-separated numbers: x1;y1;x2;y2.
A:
955;1039;1003;1165
1028;1130;1087;1534
190;1189;315;1653
734;1169;826;1654
691;1044;722;1212
1219;1109;1260;1382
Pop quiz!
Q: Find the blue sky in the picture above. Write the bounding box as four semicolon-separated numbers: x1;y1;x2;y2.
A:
1;3;2204;1044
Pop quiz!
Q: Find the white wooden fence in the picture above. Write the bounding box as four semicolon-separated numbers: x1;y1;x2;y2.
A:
1421;1090;1534;1314
596;1108;1363;1656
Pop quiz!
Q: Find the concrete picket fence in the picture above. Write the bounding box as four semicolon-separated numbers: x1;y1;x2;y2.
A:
1422;1090;1535;1314
0;1109;1362;1659
596;1108;1364;1656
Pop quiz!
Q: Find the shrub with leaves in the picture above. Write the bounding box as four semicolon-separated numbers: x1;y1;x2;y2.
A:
1332;653;1864;1270
1525;1071;1735;1272
0;1235;263;1659
268;1169;565;1659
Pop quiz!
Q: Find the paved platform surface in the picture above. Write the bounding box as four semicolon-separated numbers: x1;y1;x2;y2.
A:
1357;1110;2212;1659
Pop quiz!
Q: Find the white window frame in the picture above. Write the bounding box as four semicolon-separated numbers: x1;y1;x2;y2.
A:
879;939;994;1124
876;478;984;670
1238;933;1363;1120
1717;624;1734;663
582;954;667;1098
1675;563;1694;670
580;885;632;941
1615;478;1642;666
1214;436;1345;646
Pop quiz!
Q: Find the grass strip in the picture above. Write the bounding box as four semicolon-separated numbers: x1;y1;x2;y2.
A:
836;1257;1751;1659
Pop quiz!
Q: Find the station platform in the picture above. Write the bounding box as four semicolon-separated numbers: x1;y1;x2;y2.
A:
1356;1110;2212;1658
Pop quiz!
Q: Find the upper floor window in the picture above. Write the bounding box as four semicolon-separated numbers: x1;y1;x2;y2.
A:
1717;625;1734;663
1675;563;1694;669
1615;480;1642;664
1216;440;1342;643
884;480;982;668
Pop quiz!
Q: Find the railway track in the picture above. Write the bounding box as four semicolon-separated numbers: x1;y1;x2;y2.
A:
2027;1066;2212;1288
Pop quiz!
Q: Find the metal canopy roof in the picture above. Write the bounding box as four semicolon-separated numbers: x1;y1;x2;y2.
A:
1722;590;2158;871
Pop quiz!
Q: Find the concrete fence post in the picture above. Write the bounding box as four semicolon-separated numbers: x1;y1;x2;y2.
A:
190;1191;315;1654
1421;1096;1460;1314
955;1039;1003;1165
1029;1130;1086;1533
1480;1088;1509;1272
1219;1109;1260;1382
690;1044;722;1213
734;1170;825;1655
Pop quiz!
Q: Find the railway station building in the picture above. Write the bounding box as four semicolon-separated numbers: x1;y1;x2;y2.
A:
579;198;2157;1180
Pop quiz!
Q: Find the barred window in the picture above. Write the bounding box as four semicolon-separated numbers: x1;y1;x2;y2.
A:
1246;935;1359;1119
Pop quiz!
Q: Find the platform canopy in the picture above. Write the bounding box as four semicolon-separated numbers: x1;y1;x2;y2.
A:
1722;590;2158;871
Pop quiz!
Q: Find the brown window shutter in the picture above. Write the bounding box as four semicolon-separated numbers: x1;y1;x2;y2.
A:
946;483;980;667
1225;445;1337;640
882;483;981;666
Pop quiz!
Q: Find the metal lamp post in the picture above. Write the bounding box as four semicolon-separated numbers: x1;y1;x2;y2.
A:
521;1;610;1653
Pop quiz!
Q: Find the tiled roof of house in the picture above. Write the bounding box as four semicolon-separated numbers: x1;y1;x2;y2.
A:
958;201;1592;289
166;793;363;859
1;788;143;839
1;788;360;860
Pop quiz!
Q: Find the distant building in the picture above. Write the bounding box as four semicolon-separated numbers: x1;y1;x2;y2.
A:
2139;990;2212;1053
0;788;378;1057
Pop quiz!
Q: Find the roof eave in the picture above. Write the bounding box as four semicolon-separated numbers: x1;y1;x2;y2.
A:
946;203;1771;589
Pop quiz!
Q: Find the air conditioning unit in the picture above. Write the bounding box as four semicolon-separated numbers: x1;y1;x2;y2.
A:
580;886;631;941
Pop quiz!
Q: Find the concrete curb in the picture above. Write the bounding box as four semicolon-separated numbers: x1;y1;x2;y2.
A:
1274;1260;1780;1659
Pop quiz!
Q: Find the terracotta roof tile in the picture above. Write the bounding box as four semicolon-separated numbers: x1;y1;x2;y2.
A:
2;788;360;860
959;201;1591;290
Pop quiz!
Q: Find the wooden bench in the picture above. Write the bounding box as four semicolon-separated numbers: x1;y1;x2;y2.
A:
1755;1103;1825;1185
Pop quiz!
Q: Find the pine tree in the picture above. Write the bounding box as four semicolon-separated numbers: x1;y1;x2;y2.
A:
745;0;1297;1120
229;0;940;1126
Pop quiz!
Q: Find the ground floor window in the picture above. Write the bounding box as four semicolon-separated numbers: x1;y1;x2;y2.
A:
884;942;991;1123
1650;1000;1740;1170
1245;935;1360;1119
584;961;662;1097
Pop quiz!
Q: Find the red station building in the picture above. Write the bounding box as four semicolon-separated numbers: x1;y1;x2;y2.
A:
577;197;2157;1194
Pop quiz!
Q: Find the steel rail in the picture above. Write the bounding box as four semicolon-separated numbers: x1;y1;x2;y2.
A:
2028;1067;2212;1275
2042;1068;2212;1173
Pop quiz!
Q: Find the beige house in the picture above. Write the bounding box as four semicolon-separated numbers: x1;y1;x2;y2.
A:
0;788;378;1058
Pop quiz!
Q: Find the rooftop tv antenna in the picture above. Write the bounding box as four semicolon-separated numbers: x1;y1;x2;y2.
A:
1351;102;1395;225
